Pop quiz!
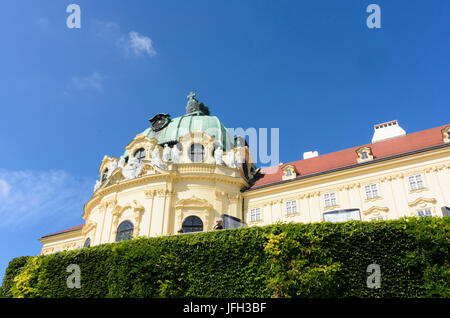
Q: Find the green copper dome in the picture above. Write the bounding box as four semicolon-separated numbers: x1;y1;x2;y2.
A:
123;93;235;158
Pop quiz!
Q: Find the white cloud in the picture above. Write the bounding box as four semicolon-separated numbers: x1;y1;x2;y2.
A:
117;31;157;57
94;21;157;58
71;72;105;92
0;170;92;229
0;179;10;198
128;31;157;56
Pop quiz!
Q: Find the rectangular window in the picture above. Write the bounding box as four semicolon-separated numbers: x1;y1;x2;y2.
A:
250;208;262;222
409;174;425;190
323;209;361;223
286;200;298;215
365;184;379;199
417;208;432;218
324;192;337;207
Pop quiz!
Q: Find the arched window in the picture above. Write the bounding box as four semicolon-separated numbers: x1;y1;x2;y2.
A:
115;220;134;242
84;238;91;248
182;216;203;233
189;143;204;163
101;168;108;183
134;148;146;163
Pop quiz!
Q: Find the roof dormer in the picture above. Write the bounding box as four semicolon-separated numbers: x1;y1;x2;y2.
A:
356;146;374;163
282;165;298;180
442;126;450;143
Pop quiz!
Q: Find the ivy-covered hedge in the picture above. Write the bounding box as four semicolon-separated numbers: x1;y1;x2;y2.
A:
0;256;31;298
2;217;449;298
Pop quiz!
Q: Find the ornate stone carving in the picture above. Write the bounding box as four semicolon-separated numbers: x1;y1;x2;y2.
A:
171;143;183;163
214;146;224;165
214;190;226;199
106;159;118;178
225;149;237;169
122;157;143;180
82;221;97;236
118;157;125;168
227;193;240;202
94;180;101;192
363;206;389;216
408;197;437;207
442;126;450;143
282;165;297;180
110;201;146;239
163;144;172;162
356;146;374;163
151;146;166;169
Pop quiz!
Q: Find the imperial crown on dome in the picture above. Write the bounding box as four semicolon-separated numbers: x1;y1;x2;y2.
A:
122;93;235;158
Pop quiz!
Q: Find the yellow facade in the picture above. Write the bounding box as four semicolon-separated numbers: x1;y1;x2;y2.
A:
244;146;450;226
39;100;450;255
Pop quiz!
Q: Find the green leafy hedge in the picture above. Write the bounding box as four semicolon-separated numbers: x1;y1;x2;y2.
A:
0;256;31;298
2;217;449;298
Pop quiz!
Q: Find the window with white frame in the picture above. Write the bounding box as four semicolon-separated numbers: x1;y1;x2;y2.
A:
365;184;379;199
286;200;298;215
250;208;262;222
417;208;432;218
324;192;337;207
408;174;425;190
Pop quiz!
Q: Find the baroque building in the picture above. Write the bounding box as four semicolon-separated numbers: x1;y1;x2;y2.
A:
39;94;450;254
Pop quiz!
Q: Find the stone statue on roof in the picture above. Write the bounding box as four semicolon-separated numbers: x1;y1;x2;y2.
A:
163;144;172;162
185;92;210;115
118;157;125;168
94;180;101;192
122;157;143;180
107;160;118;178
226;149;237;169
172;143;182;163
151;146;166;169
214;146;224;165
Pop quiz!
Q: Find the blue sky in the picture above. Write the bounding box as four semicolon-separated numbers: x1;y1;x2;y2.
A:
0;0;449;281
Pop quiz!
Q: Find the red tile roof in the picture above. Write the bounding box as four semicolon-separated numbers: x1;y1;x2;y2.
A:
41;224;84;238
249;124;449;190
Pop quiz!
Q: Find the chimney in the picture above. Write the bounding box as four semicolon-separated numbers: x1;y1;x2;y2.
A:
371;120;406;143
303;151;318;160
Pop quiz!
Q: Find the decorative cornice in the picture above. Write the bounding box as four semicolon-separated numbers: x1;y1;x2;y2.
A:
175;195;214;211
245;143;450;195
408;197;437;207
363;206;389;215
84;167;247;216
323;204;340;211
81;221;97;236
